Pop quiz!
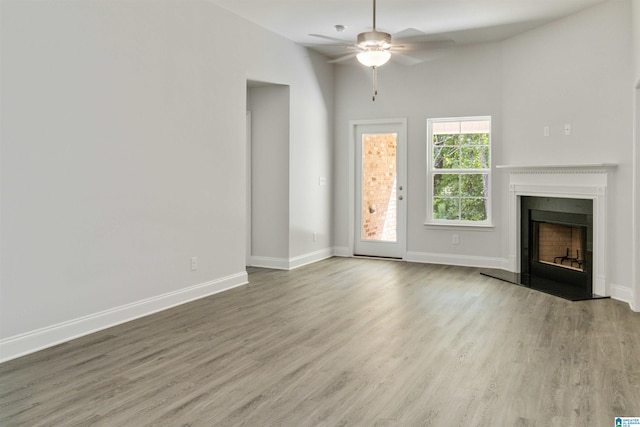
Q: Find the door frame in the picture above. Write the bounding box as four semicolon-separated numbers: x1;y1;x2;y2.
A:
348;118;408;258
246;110;252;266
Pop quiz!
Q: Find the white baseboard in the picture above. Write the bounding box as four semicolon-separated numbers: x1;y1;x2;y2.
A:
250;248;334;270
249;256;290;270
610;283;633;306
332;246;351;257
0;272;248;363
289;248;333;269
405;251;507;269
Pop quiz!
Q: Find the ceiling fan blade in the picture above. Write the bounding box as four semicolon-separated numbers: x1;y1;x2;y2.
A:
329;53;358;64
393;39;456;53
392;28;451;44
390;52;424;66
389;45;457;64
308;34;354;45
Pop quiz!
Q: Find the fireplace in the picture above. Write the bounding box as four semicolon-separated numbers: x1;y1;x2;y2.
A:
520;196;593;299
481;164;615;300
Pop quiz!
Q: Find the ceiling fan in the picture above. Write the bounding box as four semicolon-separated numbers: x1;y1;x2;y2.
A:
309;0;454;101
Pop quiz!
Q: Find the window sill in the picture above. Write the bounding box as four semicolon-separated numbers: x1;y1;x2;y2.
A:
423;221;495;230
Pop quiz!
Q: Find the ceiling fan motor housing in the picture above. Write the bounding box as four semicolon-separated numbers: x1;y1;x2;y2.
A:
357;30;392;49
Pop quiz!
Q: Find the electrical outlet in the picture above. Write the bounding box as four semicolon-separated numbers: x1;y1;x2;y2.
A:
564;123;571;135
191;256;198;271
313;232;317;242
543;126;550;137
452;234;459;245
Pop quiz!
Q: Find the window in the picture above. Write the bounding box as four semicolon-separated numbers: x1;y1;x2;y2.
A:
427;117;491;225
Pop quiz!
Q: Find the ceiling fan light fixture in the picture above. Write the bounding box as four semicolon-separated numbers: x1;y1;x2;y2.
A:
356;49;391;67
357;31;391;48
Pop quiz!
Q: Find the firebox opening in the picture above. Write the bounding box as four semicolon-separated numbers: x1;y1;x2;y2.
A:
534;222;586;273
519;196;597;300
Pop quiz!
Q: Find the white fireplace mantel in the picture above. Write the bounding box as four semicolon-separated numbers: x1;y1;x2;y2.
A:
501;164;617;297
497;163;618;171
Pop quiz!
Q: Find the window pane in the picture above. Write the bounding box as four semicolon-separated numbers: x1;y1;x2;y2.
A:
433;134;459;146
361;133;397;242
460;133;489;145
461;198;488;221
433;121;460;135
433;174;460;197
433;197;460;220
460;174;488;197
460;120;490;134
433;147;460;169
460;146;489;169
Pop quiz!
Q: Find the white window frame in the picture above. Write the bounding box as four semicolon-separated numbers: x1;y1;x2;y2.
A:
426;116;493;227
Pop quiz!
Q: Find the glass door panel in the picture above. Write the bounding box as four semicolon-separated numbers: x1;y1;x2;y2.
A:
361;133;397;242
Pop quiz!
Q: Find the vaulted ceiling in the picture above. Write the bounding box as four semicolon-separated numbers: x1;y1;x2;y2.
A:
210;0;606;59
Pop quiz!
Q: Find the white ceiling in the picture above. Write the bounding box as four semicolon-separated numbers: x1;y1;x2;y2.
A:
210;0;606;57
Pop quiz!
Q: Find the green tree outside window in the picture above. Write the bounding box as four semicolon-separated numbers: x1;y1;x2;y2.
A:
429;118;491;223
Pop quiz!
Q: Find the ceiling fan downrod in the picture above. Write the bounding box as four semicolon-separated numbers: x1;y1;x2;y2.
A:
372;0;377;30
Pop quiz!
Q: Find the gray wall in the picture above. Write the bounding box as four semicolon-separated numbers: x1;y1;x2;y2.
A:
0;0;334;360
633;0;640;310
247;85;290;260
501;0;634;301
634;0;640;83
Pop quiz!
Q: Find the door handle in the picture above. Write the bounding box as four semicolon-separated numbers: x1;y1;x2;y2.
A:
398;195;403;200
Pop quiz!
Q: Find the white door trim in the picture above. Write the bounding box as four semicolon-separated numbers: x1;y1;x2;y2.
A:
246;110;252;266
348;118;407;258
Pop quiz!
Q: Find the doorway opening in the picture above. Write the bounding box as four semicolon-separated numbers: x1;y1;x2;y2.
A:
246;81;290;268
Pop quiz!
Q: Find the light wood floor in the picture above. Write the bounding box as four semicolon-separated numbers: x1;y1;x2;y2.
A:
2;258;639;426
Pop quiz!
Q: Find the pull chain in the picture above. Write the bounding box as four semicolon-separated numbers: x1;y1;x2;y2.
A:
372;66;378;101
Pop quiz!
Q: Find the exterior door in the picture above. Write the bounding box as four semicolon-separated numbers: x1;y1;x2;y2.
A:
353;120;406;258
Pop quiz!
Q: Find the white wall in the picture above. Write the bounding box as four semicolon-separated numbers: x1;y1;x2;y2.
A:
633;0;640;310
247;85;290;260
501;0;634;301
0;0;334;360
634;87;640;311
288;56;334;262
634;0;640;83
243;18;335;268
333;43;505;266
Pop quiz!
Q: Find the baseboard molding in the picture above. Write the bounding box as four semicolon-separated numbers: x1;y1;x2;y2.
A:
610;283;633;306
0;271;248;363
405;251;507;269
249;256;290;270
250;248;333;271
289;248;333;270
332;246;352;257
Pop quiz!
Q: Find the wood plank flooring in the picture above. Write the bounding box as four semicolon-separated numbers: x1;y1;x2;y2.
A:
1;257;639;426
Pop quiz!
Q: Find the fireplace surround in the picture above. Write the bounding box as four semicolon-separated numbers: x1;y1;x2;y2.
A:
484;164;616;300
520;196;593;299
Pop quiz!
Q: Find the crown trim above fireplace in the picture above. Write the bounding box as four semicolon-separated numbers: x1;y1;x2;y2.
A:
497;163;618;171
503;164;616;297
